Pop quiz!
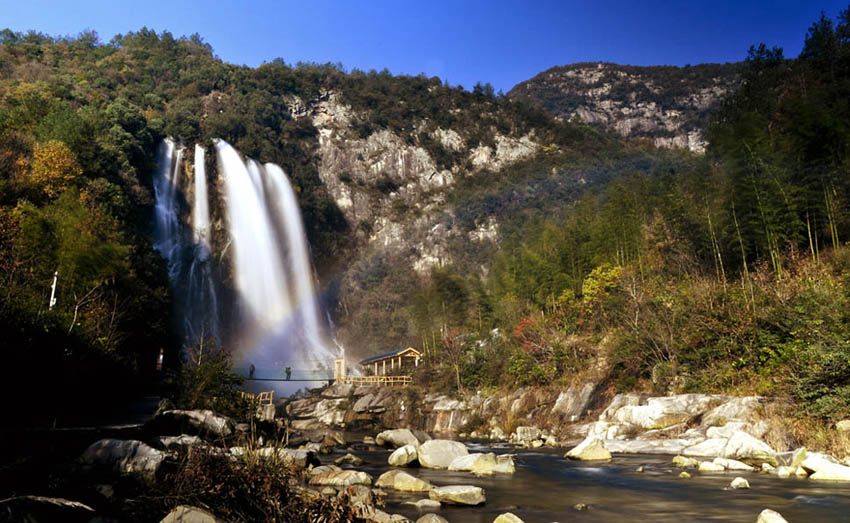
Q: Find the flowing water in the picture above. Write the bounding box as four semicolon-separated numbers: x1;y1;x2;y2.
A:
349;444;850;522
152;138;337;377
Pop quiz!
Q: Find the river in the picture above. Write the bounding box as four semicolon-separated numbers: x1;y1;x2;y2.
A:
344;442;850;522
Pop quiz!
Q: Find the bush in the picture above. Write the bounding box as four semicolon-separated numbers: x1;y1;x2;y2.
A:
169;348;248;418
136;445;362;522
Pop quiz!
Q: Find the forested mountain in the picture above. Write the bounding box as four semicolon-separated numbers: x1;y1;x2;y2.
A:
509;62;742;152
2;5;850;430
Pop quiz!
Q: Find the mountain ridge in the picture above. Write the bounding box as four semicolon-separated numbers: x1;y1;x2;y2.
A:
508;61;743;153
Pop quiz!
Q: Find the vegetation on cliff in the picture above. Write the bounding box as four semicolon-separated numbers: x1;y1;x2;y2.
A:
414;7;850;424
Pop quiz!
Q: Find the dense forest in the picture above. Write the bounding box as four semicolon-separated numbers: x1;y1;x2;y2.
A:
412;8;850;432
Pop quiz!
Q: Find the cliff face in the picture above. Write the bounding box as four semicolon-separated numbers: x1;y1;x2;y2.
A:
509;62;741;153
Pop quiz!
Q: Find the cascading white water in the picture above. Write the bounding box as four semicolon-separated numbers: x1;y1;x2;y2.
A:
153;138;184;282
184;145;219;343
192;145;211;248
153;137;338;382
264;163;328;356
215;140;292;334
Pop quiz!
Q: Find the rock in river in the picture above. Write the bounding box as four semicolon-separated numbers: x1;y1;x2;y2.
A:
565;436;612;461
449;452;516;475
375;470;433;492
494;513;525;523
309;469;372;487
389;444;419;467
757;509;789;523
377;428;421;448
418;439;469;469
429;485;486;506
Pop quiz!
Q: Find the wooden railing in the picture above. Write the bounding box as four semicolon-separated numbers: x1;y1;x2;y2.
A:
339;375;412;386
241;390;274;405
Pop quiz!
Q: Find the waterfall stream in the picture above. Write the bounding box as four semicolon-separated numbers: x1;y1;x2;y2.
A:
152;138;336;376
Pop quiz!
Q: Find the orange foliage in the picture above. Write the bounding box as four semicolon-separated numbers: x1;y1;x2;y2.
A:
28;140;83;198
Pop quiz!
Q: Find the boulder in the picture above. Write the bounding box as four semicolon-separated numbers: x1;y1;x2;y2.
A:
376;470;403;488
494;454;516;474
160;505;223;522
698;461;726;472
429;485;486;506
156;434;203;451
552;382;596;421
0;496;95;523
800;451;839;474
418;439;469;469
730;477;750;489
702;396;762;427
682;438;728;457
494;513;525;523
836;420;850;432
79;439;165;479
761;463;776;473
672;455;699;468
610;394;720;429
309;469;372;487
722;431;777;465
713;457;755;471
392;471;434;492
389;444;419;467
757;509;788;523
149;409;233;437
377;429;421;448
513;426;541;445
565;437;611;461
335;453;365;466
416;515;449;523
679;471;692;478
809;461;850;481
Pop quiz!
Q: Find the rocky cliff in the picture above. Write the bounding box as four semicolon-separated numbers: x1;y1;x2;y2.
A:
509;62;741;153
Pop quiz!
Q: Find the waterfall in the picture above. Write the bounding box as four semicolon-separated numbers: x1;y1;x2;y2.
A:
153;137;337;381
192;145;211;248
152;138;184;283
184;145;219;344
264;163;325;351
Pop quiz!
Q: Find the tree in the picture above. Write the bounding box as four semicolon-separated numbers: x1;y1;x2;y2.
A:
28;140;82;198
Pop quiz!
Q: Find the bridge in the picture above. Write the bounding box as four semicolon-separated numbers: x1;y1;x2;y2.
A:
243;364;335;383
242;358;413;387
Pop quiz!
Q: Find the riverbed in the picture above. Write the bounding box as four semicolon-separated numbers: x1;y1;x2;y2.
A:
334;442;850;522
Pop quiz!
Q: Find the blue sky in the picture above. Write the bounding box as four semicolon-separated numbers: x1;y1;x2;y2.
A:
1;0;847;91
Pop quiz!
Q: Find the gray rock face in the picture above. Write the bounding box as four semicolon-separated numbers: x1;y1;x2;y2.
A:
418;439;469;469
79;439;165;479
0;496;95;523
509;62;740;154
428;485;486;505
